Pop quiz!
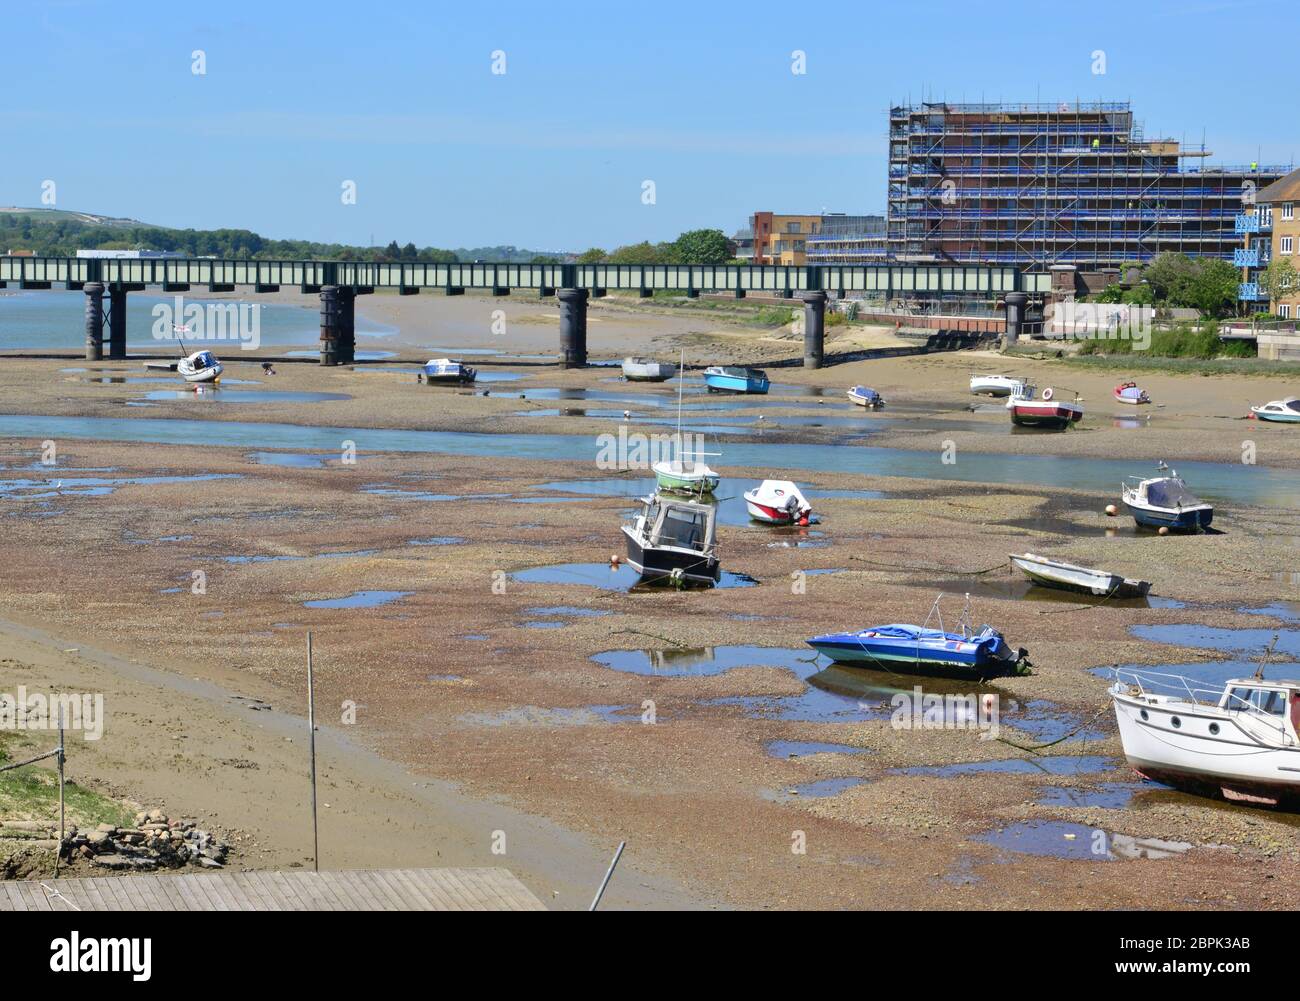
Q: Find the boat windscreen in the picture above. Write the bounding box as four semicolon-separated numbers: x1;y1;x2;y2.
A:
658;508;707;549
1145;479;1204;508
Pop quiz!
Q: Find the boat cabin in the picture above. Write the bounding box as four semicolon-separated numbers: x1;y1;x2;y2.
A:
1220;679;1300;741
193;351;217;370
641;496;717;555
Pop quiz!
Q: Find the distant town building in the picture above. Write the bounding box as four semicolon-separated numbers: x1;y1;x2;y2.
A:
5;249;35;256
75;249;184;259
745;212;884;265
1257;167;1300;317
885;101;1289;307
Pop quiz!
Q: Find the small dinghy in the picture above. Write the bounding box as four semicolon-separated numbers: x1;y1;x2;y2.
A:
178;350;222;384
970;374;1029;397
622;357;676;382
1011;552;1150;598
1007;386;1083;429
1110;669;1300;807
1250;397;1300;423
704;365;769;394
1114;381;1151;405
806;594;1030;680
423;358;476;385
1121;462;1213;532
743;480;812;525
621;494;720;586
652;455;719;495
847;385;884;408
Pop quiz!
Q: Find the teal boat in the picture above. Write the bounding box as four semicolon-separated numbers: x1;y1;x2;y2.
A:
704;366;769;394
1251;397;1300;423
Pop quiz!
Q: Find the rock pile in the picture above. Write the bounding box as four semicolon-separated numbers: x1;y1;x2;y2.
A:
61;809;231;871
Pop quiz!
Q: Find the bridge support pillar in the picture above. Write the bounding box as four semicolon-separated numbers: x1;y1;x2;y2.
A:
557;287;588;369
799;290;827;369
338;287;356;364
319;285;341;366
1003;292;1027;349
107;286;128;359
84;282;105;361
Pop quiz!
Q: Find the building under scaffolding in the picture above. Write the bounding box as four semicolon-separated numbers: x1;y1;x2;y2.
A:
886;101;1287;301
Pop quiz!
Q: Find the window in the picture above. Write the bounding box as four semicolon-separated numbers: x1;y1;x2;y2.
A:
1284;202;1295;221
787;222;802;234
1283;236;1294;256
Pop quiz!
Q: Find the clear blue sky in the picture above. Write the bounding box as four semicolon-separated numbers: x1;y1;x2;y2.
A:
2;0;1294;252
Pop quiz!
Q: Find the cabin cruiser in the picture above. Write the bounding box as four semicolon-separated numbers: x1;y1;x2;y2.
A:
621;494;720;585
847;385;884;408
1110;669;1300;806
1121;462;1213;532
1251;397;1300;424
621;357;675;382
178;350;222;384
423;358;476;385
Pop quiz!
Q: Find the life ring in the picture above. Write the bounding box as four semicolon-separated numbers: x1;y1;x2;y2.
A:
1042;387;1054;401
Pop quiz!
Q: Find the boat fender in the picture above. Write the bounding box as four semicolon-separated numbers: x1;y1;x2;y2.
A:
1042;387;1053;401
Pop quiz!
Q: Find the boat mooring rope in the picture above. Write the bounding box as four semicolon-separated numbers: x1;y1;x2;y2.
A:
994;703;1113;754
848;556;1011;576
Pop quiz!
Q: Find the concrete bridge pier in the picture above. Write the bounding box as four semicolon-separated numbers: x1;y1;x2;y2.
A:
84;282;105;361
107;286;128;359
1003;292;1027;349
337;287;356;364
557;288;588;368
319;285;341;366
799;290;827;369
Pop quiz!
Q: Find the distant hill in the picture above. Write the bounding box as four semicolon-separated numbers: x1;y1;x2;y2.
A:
0;208;569;263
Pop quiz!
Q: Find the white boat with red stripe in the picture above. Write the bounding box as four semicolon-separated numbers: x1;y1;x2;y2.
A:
1006;385;1083;430
743;480;812;525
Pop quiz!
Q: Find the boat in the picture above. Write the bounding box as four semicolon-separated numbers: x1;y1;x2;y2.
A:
1110;669;1300;807
1120;462;1214;532
704;365;769;394
423;358;476;385
1010;552;1150;598
806;594;1031;680
1251;397;1300;424
620;494;720;585
743;480;812;525
177;350;222;384
652;349;720;494
1006;386;1083;429
621;357;676;382
847;385;885;408
970;374;1030;397
1114;381;1151;405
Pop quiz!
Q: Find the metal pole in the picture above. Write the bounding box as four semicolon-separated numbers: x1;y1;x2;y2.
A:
307;631;318;873
56;706;65;878
589;841;625;912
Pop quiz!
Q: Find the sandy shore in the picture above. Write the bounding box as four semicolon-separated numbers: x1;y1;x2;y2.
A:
0;300;1298;909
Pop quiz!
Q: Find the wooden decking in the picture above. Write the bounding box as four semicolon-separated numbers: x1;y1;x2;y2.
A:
0;867;546;911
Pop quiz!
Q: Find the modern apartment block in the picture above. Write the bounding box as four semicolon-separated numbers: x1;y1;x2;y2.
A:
1257;167;1300;317
743;212;885;265
886;102;1289;286
805;214;887;264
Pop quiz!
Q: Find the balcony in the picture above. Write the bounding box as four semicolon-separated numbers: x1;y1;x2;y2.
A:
1238;282;1268;301
1235;213;1261;234
1233;248;1260;267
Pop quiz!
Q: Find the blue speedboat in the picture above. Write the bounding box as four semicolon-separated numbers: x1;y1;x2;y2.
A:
1120;463;1213;532
704;365;769;394
807;621;1029;679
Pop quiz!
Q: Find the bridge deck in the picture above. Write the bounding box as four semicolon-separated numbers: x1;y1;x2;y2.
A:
0;867;546;911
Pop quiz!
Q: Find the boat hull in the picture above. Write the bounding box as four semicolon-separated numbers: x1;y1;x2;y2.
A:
1123;501;1213;532
1253;409;1300;424
1009;403;1082;429
705;374;768;394
621;527;720;585
847;390;883;408
745;499;796;524
1011;555;1149;598
806;628;1024;680
654;469;719;494
182;368;221;383
1112;690;1300;806
623;362;675;382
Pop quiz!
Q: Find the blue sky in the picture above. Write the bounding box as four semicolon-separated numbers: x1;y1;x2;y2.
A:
2;0;1295;252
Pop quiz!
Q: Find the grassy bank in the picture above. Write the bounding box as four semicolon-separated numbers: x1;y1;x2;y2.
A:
0;739;133;829
1005;346;1300;378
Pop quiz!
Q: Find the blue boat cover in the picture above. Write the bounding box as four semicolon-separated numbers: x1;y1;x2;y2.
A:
1145;478;1205;509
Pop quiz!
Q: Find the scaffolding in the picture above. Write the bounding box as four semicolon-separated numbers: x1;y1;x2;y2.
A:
885;101;1290;285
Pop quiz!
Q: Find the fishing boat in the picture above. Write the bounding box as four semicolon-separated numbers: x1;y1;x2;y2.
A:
1110;669;1300;807
1006;386;1083;429
743;480;812;525
423;358;476;385
806;594;1030;680
1251;397;1300;424
847;385;885;408
1114;381;1151;406
970;374;1030;397
704;365;769;394
1121;462;1213;532
621;357;675;382
177;350;222;384
1010;552;1151;598
621;494;720;585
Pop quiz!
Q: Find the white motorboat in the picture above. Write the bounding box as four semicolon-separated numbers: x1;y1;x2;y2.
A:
1110;669;1300;806
1121;462;1213;532
1251;397;1300;424
178;350;222;384
621;494;720;585
622;357;676;382
970;374;1031;397
847;385;885;408
744;480;812;525
1010;552;1150;598
423;358;476;384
